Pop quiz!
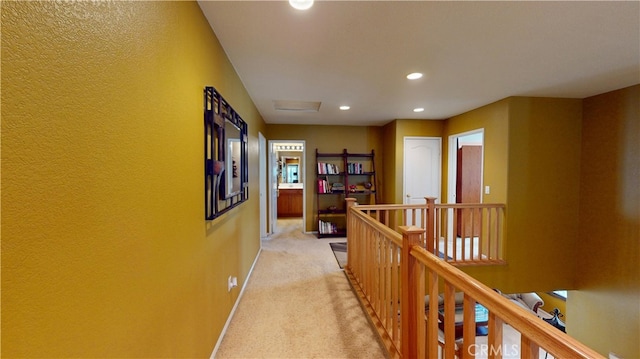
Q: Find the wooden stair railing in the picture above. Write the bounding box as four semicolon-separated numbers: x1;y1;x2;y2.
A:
348;198;506;266
344;200;604;359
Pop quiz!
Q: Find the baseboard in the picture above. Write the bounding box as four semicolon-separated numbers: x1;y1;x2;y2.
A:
209;247;262;358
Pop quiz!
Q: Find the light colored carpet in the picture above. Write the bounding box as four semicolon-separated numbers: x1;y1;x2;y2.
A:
214;219;387;359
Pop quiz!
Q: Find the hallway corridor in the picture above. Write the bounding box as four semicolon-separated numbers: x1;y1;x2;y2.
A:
213;219;386;358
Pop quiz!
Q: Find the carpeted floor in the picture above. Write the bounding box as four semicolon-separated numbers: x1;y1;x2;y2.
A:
214;219;386;358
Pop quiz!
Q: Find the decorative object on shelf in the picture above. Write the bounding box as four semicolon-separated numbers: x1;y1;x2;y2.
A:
327;205;337;212
349;185;357;193
364;182;373;189
204;86;249;221
331;183;345;192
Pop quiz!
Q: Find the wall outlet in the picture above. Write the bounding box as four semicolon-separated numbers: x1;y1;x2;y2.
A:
227;276;238;292
484;185;491;194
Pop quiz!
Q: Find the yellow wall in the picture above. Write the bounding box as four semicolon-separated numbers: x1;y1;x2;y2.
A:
381;121;398;204
572;85;639;358
455;98;582;293
267;124;383;232
1;2;265;357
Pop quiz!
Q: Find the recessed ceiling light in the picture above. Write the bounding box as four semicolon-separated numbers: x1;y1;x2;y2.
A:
339;105;350;111
289;0;314;10
406;72;423;80
413;108;425;112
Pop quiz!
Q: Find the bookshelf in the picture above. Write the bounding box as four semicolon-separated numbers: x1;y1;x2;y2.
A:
315;148;377;238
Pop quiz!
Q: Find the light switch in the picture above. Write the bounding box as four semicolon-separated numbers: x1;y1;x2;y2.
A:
484;186;491;194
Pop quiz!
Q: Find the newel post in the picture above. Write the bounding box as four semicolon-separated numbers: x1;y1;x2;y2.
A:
425;197;437;253
345;198;357;271
400;226;426;359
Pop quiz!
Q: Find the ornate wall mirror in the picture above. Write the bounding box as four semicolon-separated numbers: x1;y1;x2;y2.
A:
204;86;248;220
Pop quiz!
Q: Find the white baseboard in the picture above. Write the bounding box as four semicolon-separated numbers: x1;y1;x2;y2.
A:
209;247;262;358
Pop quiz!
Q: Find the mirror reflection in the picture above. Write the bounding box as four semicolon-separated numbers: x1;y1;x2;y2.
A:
224;119;242;198
281;156;301;183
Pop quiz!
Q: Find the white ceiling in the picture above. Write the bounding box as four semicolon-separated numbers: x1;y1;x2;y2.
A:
198;1;640;126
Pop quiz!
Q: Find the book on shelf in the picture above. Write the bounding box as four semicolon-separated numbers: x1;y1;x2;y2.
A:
347;162;363;174
318;220;338;234
317;162;340;175
317;179;329;193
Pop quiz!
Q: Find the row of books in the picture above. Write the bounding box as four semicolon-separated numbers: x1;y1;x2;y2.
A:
347;162;365;174
317;162;370;174
317;179;345;193
319;220;339;234
317;162;340;174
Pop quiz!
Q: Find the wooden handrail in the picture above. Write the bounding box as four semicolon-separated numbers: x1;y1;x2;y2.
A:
350;198;506;266
410;245;602;358
345;202;604;359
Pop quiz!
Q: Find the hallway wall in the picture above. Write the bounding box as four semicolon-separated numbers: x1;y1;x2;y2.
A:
572;85;639;358
2;2;264;357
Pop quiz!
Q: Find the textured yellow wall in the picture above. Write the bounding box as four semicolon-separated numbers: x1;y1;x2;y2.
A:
572;85;639;358
2;1;264;357
502;97;582;292
267;124;383;232
381;121;398;205
444;98;582;294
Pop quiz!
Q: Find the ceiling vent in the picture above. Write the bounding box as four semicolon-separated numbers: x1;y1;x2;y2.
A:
273;100;321;112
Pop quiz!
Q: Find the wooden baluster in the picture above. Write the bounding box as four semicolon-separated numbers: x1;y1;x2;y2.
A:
426;270;439;359
487;311;503;359
434;207;441;254
443;283;456;359
462;294;477;359
392;242;400;343
345;198;357;271
380;238;387;327
451;207;457;261
477;207;484;261
425;197;436;254
521;335;540;359
400;226;425;359
496;207;502;260
487;210;497;260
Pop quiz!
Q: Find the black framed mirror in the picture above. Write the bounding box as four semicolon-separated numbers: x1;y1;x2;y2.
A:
204;86;248;220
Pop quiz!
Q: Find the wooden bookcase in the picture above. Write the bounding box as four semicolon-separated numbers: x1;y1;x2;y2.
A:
315;148;377;238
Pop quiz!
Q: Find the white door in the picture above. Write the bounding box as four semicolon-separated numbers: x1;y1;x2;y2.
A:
403;137;442;226
259;133;267;238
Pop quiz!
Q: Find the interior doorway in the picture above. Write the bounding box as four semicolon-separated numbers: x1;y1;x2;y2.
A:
403;137;442;227
447;129;484;238
268;140;305;234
